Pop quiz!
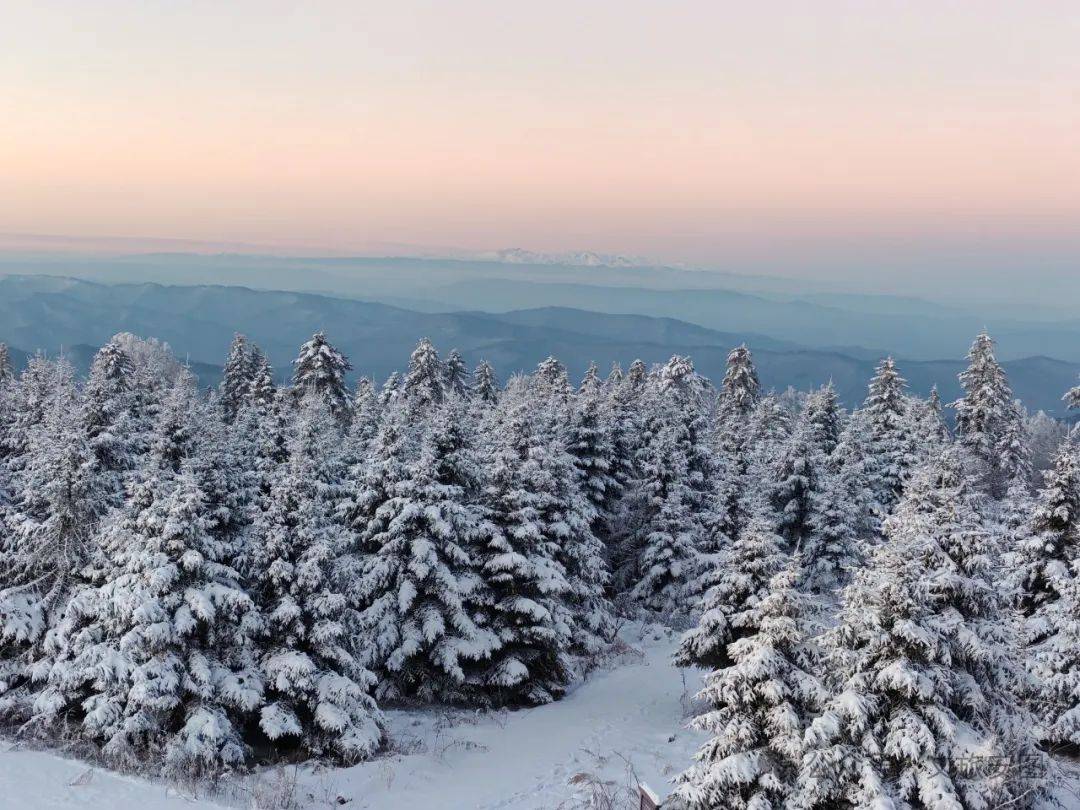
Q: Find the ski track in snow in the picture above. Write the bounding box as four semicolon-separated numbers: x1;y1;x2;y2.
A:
0;625;708;809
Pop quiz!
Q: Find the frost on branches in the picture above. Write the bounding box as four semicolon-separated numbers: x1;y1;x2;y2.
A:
797;451;1047;809
0;325;1061;793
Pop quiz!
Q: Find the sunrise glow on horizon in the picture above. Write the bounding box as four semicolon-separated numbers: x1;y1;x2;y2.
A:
4;1;1079;275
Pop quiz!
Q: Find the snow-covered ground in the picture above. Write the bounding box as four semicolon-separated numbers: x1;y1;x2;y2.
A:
0;624;707;809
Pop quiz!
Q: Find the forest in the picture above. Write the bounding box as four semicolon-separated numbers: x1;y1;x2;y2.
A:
0;330;1078;808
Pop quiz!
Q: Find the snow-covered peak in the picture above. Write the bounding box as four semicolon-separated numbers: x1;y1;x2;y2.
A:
490;248;644;268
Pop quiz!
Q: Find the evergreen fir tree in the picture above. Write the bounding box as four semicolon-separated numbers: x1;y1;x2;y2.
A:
720;344;761;415
403;338;445;413
219;333;253;423
626;419;702;615
533;356;572;406
1014;448;1080;644
953;332;1029;495
246;345;276;409
344;377;380;463
802;466;864;594
674;564;823;810
0;354;58;476
605;361;623;390
803;382;842;457
472;360;499;404
1031;572;1080;750
477;385;573;705
745;394;792;460
151;377;199;473
443;349;469;398
379;371;402;408
675;518;786;670
246;399;383;762
339;412;413;560
796;451;1047;809
291;331;352;424
626;358;647;392
6;360;107;607
766;414;821;550
860;357;917;518
81;340;136;502
566;364;619;538
31;463;261;776
351;398;498;703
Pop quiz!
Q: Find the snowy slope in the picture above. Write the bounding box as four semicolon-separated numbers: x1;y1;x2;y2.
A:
0;745;219;809
0;625;706;810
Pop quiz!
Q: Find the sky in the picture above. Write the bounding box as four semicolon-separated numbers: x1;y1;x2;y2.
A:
3;1;1079;296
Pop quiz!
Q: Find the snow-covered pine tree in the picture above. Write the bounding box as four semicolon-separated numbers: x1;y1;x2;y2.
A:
30;459;261;777
379;371;402;409
116;334;186;460
219;333;254;423
534;355;570;392
291;331;353;424
766;413;821;550
566;363;619;540
247;387;292;507
0;354;58;477
826;408;877;540
999;398;1034;492
472;360;499;405
796;451;1047;809
150;376;199;473
476;383;574;705
403;337;445;414
803;382;842;458
1014;448;1080;645
1031;571;1080;750
605;361;623;390
655;356;718;523
604;364;642;514
246;398;383;762
623;358;645;391
745;394;792;462
674;517;786;670
674;564;823;810
720;344;761;416
339;409;413;561
531;356;574;432
0;359;108;707
351;397;498;703
860;356;917;519
953;332;1030;496
604;365;648;591
81;340;136;503
246;344;276;410
344;377;380;464
626;417;703;616
802;464;864;594
624;357;717;611
5;358;107;610
709;350;763;562
443;349;469;398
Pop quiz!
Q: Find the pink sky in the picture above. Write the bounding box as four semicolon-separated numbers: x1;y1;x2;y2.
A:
3;1;1079;275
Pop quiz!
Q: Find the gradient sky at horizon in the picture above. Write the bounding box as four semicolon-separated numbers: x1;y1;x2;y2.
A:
3;1;1079;293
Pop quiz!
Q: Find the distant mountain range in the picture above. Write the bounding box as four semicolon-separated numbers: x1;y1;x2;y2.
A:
2;253;1077;362
1;274;1077;417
